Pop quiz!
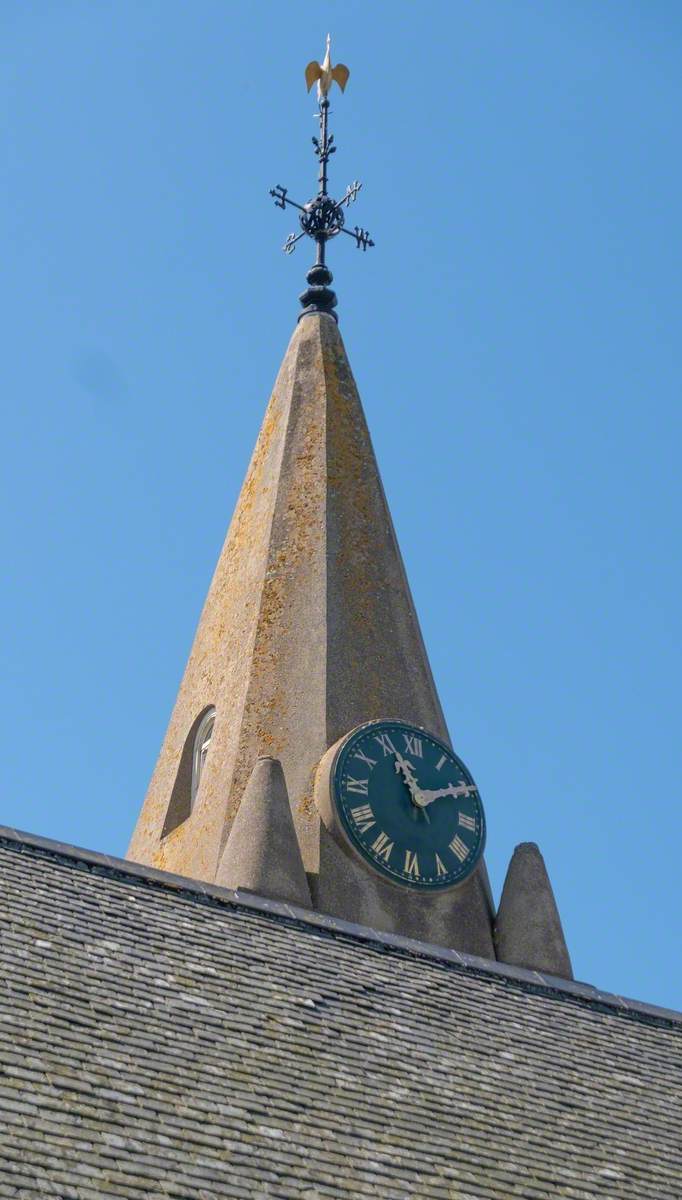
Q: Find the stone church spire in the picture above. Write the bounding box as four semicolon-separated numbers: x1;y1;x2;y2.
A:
127;310;495;954
128;38;502;958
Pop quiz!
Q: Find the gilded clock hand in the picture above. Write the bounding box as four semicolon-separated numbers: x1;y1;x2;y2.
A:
394;753;420;802
394;754;431;822
415;782;479;808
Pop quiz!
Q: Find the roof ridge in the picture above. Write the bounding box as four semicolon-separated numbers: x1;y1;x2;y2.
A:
1;824;680;1028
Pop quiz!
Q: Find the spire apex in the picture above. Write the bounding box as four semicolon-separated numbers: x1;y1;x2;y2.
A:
270;39;373;320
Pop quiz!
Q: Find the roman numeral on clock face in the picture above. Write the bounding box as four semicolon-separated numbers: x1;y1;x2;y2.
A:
435;853;447;877
435;754;447;771
449;834;469;863
353;747;377;770
371;831;394;861
402;733;423;757
458;812;476;832
404;850;420;878
346;776;369;795
350;804;375;834
374;732;398;757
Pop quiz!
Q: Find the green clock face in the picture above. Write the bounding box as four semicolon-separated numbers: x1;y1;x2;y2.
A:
331;719;485;890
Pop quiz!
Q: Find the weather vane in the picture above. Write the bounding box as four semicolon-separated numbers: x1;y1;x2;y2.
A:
270;35;374;321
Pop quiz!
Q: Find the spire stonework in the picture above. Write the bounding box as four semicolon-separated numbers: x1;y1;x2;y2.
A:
128;40;569;970
495;843;573;978
216;756;312;909
127;312;495;955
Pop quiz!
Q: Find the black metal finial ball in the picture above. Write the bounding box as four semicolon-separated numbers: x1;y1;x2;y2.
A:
299;262;338;322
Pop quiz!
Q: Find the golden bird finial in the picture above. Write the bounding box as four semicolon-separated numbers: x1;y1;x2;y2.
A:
305;34;350;99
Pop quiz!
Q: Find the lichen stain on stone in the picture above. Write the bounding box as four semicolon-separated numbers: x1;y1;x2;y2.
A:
235;482;317;820
129;351;293;877
230;389;326;819
130;316;443;890
297;768;319;821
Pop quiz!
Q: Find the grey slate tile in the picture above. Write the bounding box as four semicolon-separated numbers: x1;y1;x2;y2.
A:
0;835;679;1199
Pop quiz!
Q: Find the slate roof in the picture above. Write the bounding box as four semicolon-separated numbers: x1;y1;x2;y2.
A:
0;827;680;1200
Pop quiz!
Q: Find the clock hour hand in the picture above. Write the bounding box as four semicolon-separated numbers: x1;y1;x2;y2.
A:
415;782;478;808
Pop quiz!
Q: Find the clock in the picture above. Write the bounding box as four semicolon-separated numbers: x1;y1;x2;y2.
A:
315;718;485;891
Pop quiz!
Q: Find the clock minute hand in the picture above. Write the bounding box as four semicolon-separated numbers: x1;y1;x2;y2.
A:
416;782;479;808
394;754;420;803
394;754;432;825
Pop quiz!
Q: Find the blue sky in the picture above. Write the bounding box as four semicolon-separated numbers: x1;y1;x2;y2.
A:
2;2;681;1009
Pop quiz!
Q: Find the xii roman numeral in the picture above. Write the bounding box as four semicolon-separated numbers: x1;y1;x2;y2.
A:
402;733;423;757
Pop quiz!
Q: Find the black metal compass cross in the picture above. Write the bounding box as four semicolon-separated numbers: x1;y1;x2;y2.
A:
270;92;374;321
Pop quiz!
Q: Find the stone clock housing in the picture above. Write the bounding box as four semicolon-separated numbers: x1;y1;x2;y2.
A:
315;719;485;891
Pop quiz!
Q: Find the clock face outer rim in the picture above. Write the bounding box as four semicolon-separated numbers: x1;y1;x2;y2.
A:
314;717;486;893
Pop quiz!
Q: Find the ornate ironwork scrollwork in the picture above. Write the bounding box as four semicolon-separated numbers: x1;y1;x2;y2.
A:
269;47;374;321
300;197;345;239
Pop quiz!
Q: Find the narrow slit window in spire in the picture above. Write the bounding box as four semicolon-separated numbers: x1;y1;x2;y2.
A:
191;708;215;807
